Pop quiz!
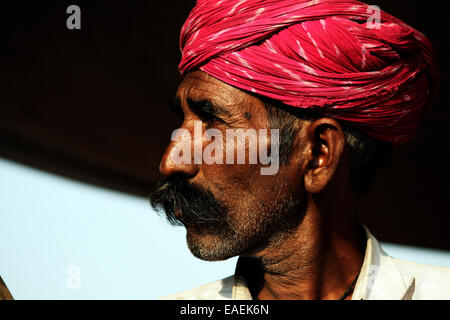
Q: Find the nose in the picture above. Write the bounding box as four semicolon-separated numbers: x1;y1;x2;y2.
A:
159;127;200;178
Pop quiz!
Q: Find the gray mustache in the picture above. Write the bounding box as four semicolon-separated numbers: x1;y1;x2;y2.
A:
148;174;227;227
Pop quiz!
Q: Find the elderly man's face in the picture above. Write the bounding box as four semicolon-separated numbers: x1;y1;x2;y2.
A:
150;71;307;261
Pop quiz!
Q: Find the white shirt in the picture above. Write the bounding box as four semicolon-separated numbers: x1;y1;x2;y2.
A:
161;226;450;300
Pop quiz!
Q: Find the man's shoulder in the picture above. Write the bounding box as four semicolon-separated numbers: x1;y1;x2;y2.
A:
390;256;450;299
158;275;235;300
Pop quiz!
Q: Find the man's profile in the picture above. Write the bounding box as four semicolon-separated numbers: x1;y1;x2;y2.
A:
149;0;450;300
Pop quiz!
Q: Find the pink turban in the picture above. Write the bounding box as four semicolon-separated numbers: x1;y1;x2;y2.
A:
179;0;438;144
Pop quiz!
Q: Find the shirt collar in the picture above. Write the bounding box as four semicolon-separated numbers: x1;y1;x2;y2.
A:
353;225;415;300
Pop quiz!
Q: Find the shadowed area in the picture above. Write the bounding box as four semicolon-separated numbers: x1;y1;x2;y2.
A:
0;1;448;249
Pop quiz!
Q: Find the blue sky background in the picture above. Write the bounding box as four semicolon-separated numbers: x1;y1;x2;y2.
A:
0;157;449;299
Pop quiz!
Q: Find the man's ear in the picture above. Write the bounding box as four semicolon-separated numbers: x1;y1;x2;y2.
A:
303;118;346;194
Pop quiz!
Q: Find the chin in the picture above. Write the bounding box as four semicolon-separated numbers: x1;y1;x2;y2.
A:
185;227;242;261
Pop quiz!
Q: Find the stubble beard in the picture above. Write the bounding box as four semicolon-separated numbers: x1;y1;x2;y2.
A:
184;192;304;261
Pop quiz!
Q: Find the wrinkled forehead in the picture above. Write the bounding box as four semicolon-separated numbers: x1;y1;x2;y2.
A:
176;70;263;112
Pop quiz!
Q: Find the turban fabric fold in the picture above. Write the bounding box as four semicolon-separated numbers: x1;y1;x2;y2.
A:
179;0;438;144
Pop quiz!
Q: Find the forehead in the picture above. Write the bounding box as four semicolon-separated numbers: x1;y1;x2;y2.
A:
176;70;262;112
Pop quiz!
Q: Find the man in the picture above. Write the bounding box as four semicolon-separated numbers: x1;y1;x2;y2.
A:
149;0;450;299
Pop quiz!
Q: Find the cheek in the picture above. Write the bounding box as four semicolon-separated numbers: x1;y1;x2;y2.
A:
200;136;280;193
203;163;299;220
202;162;263;197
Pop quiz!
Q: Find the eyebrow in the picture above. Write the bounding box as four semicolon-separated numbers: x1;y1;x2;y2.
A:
169;97;232;119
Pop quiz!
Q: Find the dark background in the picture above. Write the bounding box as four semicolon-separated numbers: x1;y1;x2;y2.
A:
0;1;448;249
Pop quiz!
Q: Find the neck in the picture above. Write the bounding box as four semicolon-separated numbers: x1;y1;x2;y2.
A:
245;194;366;300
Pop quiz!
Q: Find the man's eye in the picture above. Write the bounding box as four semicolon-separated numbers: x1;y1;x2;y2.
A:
188;99;227;126
200;113;222;125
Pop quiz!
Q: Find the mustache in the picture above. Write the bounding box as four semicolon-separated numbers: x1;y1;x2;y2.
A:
148;174;228;227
